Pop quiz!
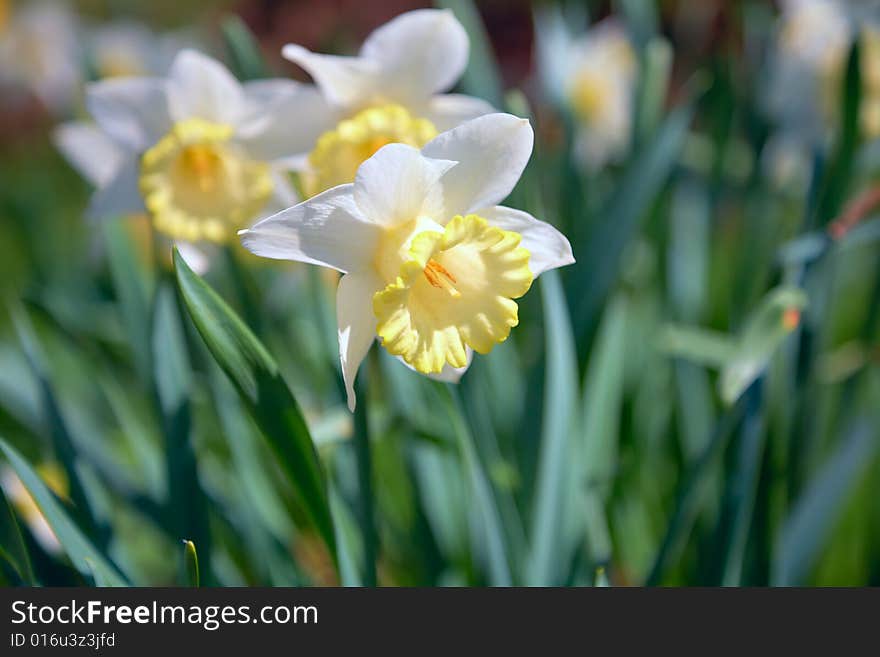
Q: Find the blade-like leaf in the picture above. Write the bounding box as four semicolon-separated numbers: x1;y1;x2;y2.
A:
222;16;270;81
528;270;579;585
658;325;739;368
574;103;695;337
581;294;629;565
102;221;154;382
152;282;212;580
172;249;336;559
646;397;747;585
439;384;512;586
182;539;199;587
0;480;36;584
815;42;861;226
772;419;878;585
0;438;127;586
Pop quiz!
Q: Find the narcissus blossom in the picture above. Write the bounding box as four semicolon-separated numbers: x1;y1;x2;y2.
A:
0;0;81;114
280;9;494;197
88;20;194;80
54;49;313;268
241;114;574;410
536;11;637;170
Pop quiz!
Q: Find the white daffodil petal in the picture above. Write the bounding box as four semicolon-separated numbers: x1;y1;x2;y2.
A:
397;348;474;383
423;113;534;216
337;271;382;411
354;143;456;226
282;44;381;108
166;49;245;124
238;81;340;161
53;122;126;187
421;93;496;132
86;77;171;150
480;206;575;276
86;156;145;221
360;9;469;100
239;184;378;273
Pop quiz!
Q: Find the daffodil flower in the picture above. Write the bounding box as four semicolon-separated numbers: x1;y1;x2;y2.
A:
535;10;637;170
88;20;194;80
54;49;316;269
0;0;81;115
280;8;495;197
764;0;853;145
240;113;574;410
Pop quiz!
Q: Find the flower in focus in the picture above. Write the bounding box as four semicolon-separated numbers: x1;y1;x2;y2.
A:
0;0;81;115
240;114;574;410
536;10;637;170
54;49;313;269
280;9;495;197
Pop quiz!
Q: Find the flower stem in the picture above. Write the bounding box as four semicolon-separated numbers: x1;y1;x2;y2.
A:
353;357;377;586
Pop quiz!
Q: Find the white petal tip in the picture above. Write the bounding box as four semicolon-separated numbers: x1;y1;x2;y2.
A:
281;44;307;63
236;228;249;236
346;394;356;413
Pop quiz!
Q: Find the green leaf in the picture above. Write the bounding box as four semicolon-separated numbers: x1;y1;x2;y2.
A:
221;16;270;81
434;0;504;107
182;540;199;587
815;41;862;226
658;325;739;368
102;221;154;382
152;282;212;579
11;307;99;539
646;398;747;585
772;419;879;585
439;384;512;585
528;270;579;585
172;249;336;560
352;373;377;586
574;102;695;337
0;438;127;586
635;38;673;142
0;481;36;584
719;384;767;585
581;294;629;564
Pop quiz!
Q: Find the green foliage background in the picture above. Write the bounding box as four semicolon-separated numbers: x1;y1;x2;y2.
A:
0;0;878;586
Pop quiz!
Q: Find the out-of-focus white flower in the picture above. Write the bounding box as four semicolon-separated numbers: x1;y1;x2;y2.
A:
860;25;880;138
778;0;851;73
535;10;637;170
240;114;574;410
0;0;81;115
764;0;880;144
88;20;195;80
54;49;314;271
0;463;66;555
280;9;495;197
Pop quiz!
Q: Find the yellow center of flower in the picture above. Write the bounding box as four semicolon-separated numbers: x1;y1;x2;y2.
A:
373;214;533;374
97;53;146;79
303;104;437;198
139;118;273;243
569;70;612;124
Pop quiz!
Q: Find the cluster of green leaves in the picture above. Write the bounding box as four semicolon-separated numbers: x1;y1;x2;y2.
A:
0;1;878;587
